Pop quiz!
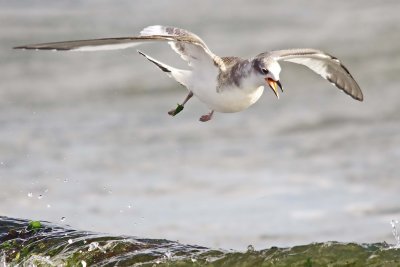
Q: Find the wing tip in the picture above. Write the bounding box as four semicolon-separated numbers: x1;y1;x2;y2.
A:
136;49;145;57
350;83;364;102
345;88;364;102
349;94;363;101
13;46;34;50
355;94;364;102
326;72;364;102
13;45;70;51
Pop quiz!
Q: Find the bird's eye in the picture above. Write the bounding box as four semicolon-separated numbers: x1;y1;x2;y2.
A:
261;68;269;75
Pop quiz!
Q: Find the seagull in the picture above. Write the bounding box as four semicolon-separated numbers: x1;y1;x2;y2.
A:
14;25;363;122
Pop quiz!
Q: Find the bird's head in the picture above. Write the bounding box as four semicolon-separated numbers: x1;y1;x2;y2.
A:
255;59;283;98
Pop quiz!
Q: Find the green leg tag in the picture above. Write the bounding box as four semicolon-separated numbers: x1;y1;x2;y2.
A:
174;104;184;115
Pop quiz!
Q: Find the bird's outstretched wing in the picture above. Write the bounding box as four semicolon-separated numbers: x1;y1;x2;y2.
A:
13;25;226;70
258;49;363;101
140;25;225;70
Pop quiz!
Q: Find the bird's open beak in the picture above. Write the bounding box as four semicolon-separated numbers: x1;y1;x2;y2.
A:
265;78;283;99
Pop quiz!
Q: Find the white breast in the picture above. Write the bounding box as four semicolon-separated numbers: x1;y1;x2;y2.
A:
193;83;265;113
188;63;265;113
189;69;264;113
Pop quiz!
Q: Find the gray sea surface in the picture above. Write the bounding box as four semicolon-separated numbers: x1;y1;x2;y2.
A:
1;0;400;250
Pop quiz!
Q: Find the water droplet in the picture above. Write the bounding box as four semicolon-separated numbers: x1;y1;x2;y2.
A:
1;251;6;266
27;192;33;197
37;194;43;199
247;244;255;252
391;219;400;247
44;188;49;193
60;217;66;222
63;178;68;183
0;161;4;165
46;204;51;208
103;186;113;194
164;250;172;260
88;242;99;251
81;260;87;267
68;239;73;244
127;205;132;209
119;210;124;213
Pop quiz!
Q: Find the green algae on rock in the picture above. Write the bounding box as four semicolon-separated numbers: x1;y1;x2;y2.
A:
27;221;42;231
1;216;400;266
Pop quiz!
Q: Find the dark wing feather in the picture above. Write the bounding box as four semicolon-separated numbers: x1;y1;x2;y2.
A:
13;36;170;51
14;25;226;70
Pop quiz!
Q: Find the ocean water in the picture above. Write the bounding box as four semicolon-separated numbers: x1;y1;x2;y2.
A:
1;0;400;250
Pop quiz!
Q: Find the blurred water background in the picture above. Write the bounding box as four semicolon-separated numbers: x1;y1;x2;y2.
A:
1;0;400;250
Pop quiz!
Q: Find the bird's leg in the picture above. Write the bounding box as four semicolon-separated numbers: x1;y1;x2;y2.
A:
199;110;214;122
168;91;193;116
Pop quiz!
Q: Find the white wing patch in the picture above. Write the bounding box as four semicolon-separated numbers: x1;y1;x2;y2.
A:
140;25;225;70
139;25;167;36
284;57;330;80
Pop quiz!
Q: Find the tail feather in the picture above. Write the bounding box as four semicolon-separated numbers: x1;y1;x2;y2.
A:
137;50;172;74
137;50;190;88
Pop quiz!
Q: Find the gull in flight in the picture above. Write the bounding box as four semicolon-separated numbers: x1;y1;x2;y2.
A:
14;25;363;122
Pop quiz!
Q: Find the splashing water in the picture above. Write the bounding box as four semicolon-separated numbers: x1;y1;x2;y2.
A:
1;216;400;266
390;220;400;248
87;241;106;253
164;250;173;260
88;242;99;252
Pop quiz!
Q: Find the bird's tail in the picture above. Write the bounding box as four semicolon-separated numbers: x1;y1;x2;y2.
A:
137;50;190;88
